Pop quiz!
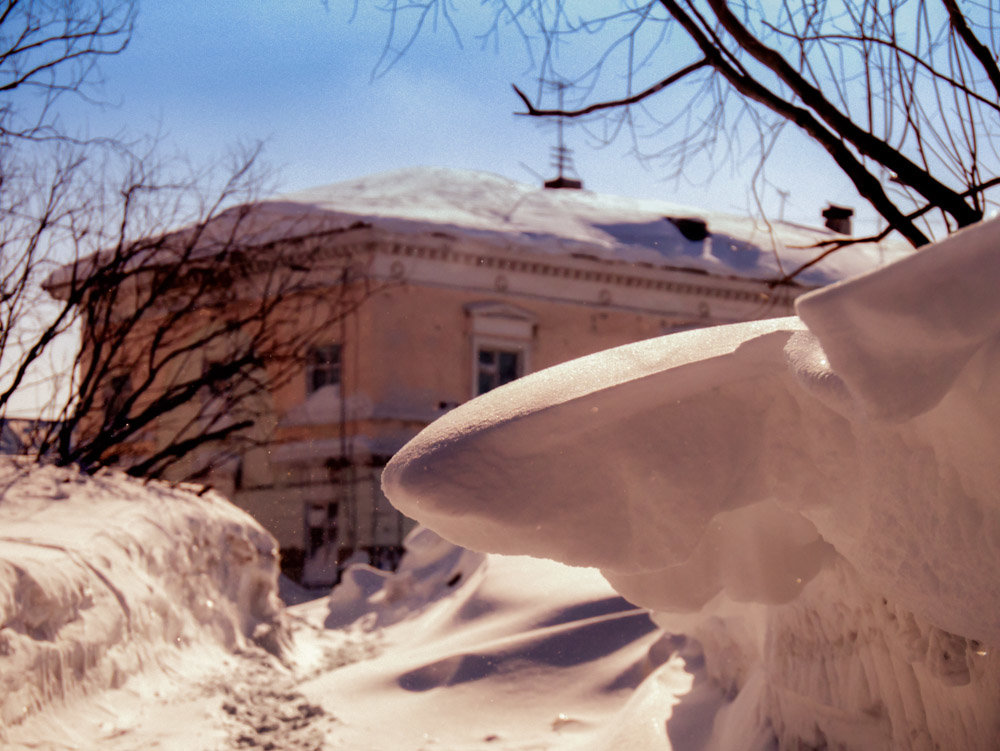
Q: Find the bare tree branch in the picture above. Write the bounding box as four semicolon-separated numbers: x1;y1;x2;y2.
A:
512;58;709;117
941;0;1000;99
374;0;1000;251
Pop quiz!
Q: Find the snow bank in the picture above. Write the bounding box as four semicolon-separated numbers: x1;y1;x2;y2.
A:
325;526;487;631
0;461;287;736
383;217;1000;748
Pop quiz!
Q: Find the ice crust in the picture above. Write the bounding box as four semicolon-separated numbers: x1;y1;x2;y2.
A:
0;461;287;736
383;217;1000;748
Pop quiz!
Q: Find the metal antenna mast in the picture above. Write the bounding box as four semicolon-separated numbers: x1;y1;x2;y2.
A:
543;79;582;190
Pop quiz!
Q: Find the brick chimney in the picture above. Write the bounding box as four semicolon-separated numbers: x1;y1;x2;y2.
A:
822;204;854;235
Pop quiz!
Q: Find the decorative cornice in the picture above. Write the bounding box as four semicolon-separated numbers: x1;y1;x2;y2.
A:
372;237;800;309
203;223;801;310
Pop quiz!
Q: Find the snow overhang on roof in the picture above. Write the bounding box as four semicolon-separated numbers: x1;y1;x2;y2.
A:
273;167;911;287
46;166;912;298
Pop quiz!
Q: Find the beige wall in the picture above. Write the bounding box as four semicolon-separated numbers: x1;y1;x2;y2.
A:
284;281;688;423
230;276;720;559
62;220;805;583
96;235;799;576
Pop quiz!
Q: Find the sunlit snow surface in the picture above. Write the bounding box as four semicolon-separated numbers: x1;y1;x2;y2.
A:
11;216;1000;749
214;166;907;287
0;467;703;750
279;167;905;286
384;217;1000;748
306;528;704;751
0;461;291;748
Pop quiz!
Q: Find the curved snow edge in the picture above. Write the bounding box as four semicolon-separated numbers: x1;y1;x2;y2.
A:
0;461;289;731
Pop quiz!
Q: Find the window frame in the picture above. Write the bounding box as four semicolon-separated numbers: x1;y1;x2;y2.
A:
473;339;527;396
465;302;536;400
306;343;342;396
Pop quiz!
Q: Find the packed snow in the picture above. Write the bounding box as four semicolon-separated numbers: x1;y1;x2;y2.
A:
0;461;292;745
0;462;706;750
384;216;1000;748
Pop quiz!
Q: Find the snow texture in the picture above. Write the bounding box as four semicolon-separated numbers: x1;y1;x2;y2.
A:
276;167;906;286
48;167;907;293
0;460;287;740
383;216;1000;748
0;466;704;750
306;526;696;751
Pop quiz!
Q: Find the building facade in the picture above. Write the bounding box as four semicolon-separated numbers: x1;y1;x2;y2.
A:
54;167;906;585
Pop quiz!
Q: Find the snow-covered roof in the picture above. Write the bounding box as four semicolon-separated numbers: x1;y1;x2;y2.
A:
46;167;909;296
273;166;909;286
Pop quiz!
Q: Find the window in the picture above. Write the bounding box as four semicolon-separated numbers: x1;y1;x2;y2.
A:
305;501;339;556
465;302;536;399
307;344;341;394
476;347;522;395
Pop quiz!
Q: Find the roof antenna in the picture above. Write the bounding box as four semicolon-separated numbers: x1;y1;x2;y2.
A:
542;80;583;190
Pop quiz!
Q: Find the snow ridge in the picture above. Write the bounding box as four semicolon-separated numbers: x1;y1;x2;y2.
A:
0;461;288;735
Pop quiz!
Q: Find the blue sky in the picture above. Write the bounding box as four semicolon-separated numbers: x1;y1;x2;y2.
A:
6;0;895;417
55;0;881;233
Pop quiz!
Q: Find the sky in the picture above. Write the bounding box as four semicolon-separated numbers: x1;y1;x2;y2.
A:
3;0;900;418
53;0;885;234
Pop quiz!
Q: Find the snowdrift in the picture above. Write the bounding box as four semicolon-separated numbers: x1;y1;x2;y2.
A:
383;217;1000;748
305;526;696;751
0;461;287;737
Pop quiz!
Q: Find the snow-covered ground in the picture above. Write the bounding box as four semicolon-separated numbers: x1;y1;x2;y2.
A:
0;460;292;749
7;216;1000;749
0;463;702;750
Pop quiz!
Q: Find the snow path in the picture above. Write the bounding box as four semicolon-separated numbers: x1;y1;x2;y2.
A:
7;590;705;751
2;615;371;750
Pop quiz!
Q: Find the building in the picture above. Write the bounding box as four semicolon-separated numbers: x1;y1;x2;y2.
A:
0;419;60;456
49;167;907;585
